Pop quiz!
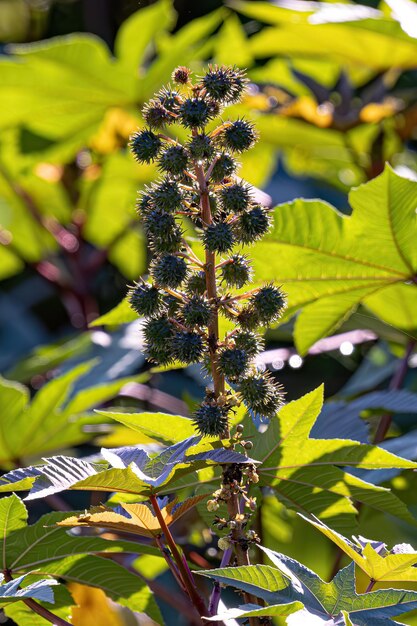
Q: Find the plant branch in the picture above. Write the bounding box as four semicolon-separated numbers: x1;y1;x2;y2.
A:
208;547;233;617
374;339;416;444
149;494;208;618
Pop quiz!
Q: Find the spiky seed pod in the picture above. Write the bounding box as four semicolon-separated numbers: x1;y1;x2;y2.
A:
251;285;286;324
143;100;172;128
221;254;252;288
130;130;162;163
239;372;285;418
202;66;247;103
186;272;207;296
219;182;252;213
203;221;234;254
172;66;191;85
149;179;183;213
143;315;174;350
163;294;181;317
149;225;183;254
151;254;188;288
193;402;229;437
143;210;176;237
172;331;204;363
180;98;211;128
236;306;260;330
237;205;271;244
136;192;154;217
182;295;212;327
218;348;250;382
210;153;238;182
128;282;162;318
158;145;188;176
207;99;221;118
187;134;215;160
156;87;181;116
146;344;174;365
221;119;257;153
234;330;263;358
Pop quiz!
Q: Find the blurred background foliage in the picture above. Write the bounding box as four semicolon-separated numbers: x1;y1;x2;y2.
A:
2;0;417;624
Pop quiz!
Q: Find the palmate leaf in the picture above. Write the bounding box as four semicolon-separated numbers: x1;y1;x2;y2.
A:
0;436;253;499
250;166;417;354
0;494;158;576
0;363;140;467
246;386;417;531
96;410;196;445
202;550;417;625
0;494;161;624
302;515;417;584
56;494;207;539
34;554;161;623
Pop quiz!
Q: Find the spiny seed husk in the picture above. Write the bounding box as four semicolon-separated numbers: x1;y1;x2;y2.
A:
218;347;250;382
172;331;204;363
128;283;161;318
130;130;162;163
182;295;212;327
151;254;188;288
220;254;252;288
193;403;229;437
203;221;234;254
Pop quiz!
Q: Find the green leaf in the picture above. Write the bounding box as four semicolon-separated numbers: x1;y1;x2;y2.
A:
1;508;158;574
114;0;174;73
90;297;136;327
0;495;28;569
248;386;417;531
302;515;417;584
251;165;417;353
204;548;417;625
37;554;162;623
233;0;417;71
96;410;195;444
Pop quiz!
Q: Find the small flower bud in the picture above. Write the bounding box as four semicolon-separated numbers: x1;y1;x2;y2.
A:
207;499;220;512
228;520;237;529
172;66;191;84
236;424;244;433
218;537;232;551
244;441;253;450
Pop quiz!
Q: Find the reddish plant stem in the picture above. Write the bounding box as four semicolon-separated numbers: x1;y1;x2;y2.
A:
155;535;187;593
194;149;260;626
374;340;416;444
365;578;376;593
149;494;207;619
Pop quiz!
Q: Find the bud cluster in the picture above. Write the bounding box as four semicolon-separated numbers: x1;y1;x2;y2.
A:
128;65;286;437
